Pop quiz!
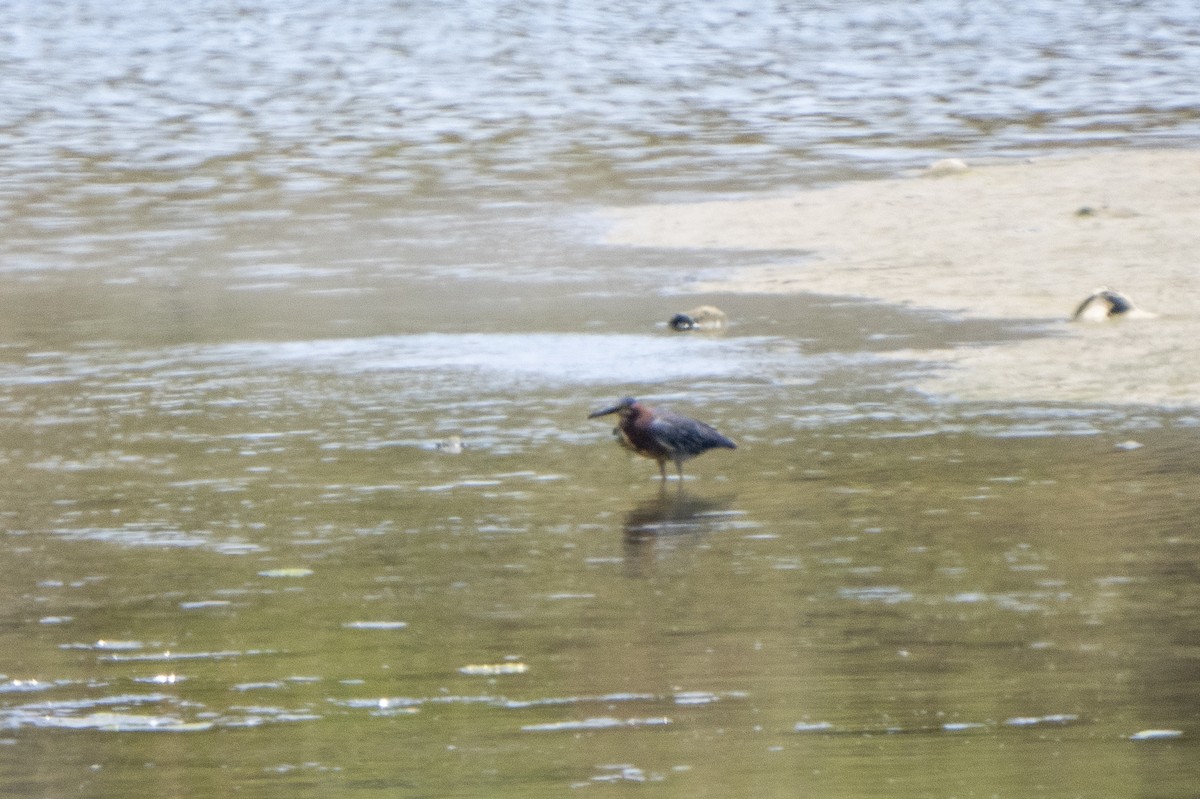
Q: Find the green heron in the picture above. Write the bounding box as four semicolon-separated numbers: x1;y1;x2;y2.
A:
668;305;728;331
588;397;736;481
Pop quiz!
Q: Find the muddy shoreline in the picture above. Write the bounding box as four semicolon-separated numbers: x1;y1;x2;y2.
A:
604;150;1200;407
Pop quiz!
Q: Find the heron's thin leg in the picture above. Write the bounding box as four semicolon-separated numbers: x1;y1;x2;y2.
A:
675;462;684;481
658;461;667;481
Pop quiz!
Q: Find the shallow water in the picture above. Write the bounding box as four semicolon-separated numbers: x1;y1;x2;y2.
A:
2;1;1200;796
3;296;1198;796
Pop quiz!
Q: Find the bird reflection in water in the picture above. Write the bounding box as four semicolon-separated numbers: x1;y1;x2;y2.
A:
621;490;737;575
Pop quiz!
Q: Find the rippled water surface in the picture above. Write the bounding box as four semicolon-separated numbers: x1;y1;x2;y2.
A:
2;1;1199;796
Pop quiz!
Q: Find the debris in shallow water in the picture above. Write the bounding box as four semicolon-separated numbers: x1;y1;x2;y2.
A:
1114;440;1143;451
794;721;834;733
434;435;465;454
458;662;528;676
1130;729;1183;741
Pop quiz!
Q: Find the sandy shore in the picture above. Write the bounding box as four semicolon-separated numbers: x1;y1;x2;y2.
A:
604;149;1200;408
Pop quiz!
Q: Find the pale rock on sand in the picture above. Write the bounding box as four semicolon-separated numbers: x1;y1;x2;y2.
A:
603;150;1200;407
921;157;970;177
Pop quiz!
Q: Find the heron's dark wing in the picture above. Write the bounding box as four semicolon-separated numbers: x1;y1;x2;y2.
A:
647;411;736;458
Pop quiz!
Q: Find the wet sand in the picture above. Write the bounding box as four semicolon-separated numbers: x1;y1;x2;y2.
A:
604;149;1200;407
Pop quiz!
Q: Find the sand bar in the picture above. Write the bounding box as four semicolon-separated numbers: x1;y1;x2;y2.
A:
604;150;1200;408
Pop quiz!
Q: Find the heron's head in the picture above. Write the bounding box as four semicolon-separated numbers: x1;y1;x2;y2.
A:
588;397;639;419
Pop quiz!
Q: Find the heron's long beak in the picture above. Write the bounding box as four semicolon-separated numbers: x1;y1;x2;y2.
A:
588;403;622;419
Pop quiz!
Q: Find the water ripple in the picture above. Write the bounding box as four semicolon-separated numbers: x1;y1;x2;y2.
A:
179;333;806;386
5;0;1199;207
